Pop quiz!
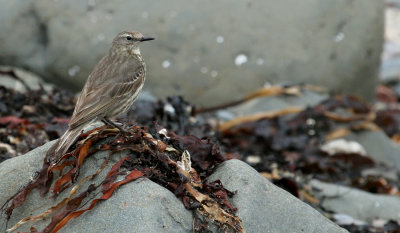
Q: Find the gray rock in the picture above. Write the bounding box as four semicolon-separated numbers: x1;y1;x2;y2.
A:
0;142;348;232
0;66;54;93
0;141;193;233
0;0;383;105
216;110;236;121
65;179;193;233
208;160;347;233
381;6;400;81
393;81;400;97
310;179;400;222
345;130;400;170
229;89;327;116
380;57;400;81
136;90;157;103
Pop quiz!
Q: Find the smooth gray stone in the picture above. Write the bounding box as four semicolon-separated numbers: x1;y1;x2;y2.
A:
0;0;383;104
208;159;348;233
310;179;400;222
0;66;54;93
229;89;328;116
345;130;400;170
380;57;400;81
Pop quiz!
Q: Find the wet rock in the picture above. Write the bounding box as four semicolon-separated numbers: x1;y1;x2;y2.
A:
345;130;400;170
229;89;327;116
310;179;400;222
380;57;400;81
0;142;194;233
209;160;347;233
0;143;347;232
381;6;400;81
0;66;53;93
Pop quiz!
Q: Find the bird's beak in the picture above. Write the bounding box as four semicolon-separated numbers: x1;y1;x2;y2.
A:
140;37;155;42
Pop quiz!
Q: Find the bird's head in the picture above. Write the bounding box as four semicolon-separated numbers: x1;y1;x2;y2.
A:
111;30;154;56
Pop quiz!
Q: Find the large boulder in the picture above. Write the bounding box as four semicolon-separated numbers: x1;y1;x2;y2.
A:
0;141;347;232
208;160;347;233
0;0;383;105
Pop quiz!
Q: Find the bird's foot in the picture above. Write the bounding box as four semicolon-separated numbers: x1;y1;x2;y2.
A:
102;118;129;136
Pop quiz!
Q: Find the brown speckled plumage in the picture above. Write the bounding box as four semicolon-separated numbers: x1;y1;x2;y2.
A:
47;30;154;158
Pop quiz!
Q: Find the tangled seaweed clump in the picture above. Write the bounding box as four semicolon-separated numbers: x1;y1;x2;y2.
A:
1;124;244;233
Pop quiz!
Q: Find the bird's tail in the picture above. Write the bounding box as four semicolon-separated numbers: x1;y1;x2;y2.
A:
46;127;83;159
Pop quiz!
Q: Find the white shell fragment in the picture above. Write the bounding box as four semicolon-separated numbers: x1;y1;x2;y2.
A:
320;139;367;156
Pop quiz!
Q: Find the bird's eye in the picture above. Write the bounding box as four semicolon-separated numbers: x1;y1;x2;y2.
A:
126;36;132;41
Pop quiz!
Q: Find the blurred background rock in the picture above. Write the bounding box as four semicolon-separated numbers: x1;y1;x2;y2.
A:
0;0;386;105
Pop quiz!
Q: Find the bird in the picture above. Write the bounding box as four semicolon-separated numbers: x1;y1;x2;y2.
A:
47;30;154;159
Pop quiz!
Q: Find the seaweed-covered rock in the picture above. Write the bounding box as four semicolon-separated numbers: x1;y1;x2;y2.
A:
0;141;194;233
0;141;347;232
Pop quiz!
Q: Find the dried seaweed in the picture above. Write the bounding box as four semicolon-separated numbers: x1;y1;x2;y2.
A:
219;95;377;185
0;82;74;160
1;125;243;233
4;78;400;233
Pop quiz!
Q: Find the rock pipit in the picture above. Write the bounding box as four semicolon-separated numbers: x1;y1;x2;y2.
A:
47;30;154;158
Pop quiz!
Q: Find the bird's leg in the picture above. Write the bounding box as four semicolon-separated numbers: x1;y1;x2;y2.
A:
102;118;129;135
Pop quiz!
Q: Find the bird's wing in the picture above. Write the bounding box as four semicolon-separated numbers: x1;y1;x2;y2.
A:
69;56;145;130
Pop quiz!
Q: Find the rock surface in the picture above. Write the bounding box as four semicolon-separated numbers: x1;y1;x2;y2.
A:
345;130;400;170
381;6;400;81
0;66;54;93
310;179;400;222
0;141;347;232
228;89;328;116
0;141;194;233
0;0;383;104
209;160;347;233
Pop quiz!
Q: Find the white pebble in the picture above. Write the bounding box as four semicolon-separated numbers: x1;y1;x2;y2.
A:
332;214;354;225
235;54;248;66
306;118;316;126
320;139;366;156
216;36;224;43
164;103;175;115
162;60;171;68
334;32;345;42
246;155;261;164
372;219;387;228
